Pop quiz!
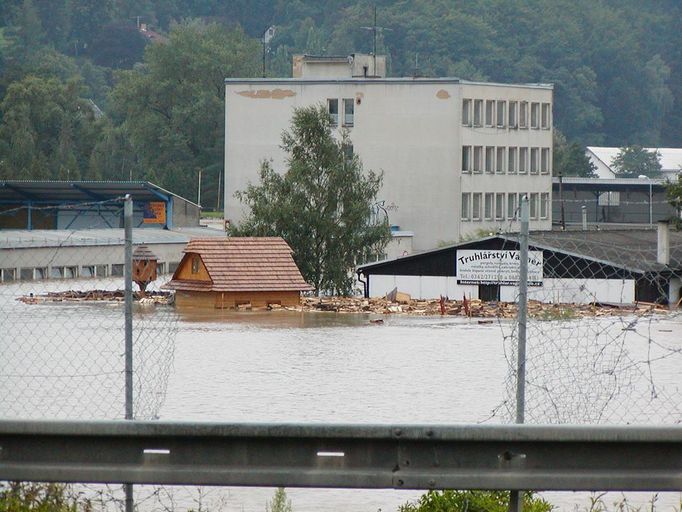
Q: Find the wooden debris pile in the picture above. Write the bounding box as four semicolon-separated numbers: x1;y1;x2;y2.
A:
18;290;173;305
295;296;670;319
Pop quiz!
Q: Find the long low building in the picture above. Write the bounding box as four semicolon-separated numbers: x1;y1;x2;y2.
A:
357;226;682;305
0;227;225;282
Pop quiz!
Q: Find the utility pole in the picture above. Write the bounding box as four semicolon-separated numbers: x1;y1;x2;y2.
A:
509;195;530;512
123;195;134;512
261;26;276;78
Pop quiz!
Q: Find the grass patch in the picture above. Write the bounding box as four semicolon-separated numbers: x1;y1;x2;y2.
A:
200;210;224;219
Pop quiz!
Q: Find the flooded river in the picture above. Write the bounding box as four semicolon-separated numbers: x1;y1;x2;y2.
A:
2;278;682;510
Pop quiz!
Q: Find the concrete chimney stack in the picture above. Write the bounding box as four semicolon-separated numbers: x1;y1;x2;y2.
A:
657;221;670;265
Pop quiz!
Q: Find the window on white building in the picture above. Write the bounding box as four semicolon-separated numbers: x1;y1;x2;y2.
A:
530;102;540;129
485;146;495;173
507;192;517;219
508;147;517;174
496;147;505;174
472;193;482;220
484;193;494;220
509;101;518;128
530;147;539;174
540;192;549;219
530;193;539;219
541;148;550;174
461;193;471;220
519;147;528;174
462;99;472;126
473;146;483;173
496;101;506;128
343;98;354;126
473;100;483;126
519;101;528;129
327;99;338;126
541;103;551;129
495;193;505;220
485;100;495;126
462;146;472;173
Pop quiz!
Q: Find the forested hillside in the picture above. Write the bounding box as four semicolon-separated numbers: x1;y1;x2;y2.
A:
0;0;679;207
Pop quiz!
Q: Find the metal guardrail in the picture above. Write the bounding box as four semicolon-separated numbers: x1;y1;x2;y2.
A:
3;420;682;491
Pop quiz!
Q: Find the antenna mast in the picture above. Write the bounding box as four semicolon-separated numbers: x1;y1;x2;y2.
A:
361;5;391;77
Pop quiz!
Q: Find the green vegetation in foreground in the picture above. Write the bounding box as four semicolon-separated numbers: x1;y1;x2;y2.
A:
200;210;224;219
398;490;552;512
0;482;85;512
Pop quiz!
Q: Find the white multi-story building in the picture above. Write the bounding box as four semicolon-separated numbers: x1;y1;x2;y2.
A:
224;55;553;252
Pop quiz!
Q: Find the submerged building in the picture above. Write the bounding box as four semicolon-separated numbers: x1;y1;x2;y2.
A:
224;54;554;253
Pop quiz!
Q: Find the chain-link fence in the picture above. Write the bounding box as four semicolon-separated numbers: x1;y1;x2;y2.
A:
493;201;682;427
0;198;179;510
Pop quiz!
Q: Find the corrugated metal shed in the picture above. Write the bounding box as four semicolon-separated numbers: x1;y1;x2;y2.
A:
166;237;313;292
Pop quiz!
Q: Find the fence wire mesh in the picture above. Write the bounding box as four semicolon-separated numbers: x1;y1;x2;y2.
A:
492;217;682;426
0;199;177;421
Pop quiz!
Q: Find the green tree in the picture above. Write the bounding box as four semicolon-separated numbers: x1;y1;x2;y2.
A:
398;490;552;512
611;146;662;178
231;104;391;295
109;20;260;203
552;131;596;177
265;487;293;512
666;173;682;226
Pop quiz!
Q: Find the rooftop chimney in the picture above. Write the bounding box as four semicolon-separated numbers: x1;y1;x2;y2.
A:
657;221;670;265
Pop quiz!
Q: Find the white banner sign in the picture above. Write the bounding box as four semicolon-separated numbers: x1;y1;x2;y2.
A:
456;250;543;286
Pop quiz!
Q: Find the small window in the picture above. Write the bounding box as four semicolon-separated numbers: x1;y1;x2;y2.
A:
51;267;64;279
485;100;495;126
342;143;354;161
111;264;124;277
541;103;551;129
343;98;354;126
507;193;517;219
327;99;338;126
64;266;77;278
598;191;620;206
96;264;108;277
473;146;483;173
519;147;528;174
462;146;472;173
472;193;482;220
191;255;200;274
519;101;528;129
530;193;539;219
541;148;550;174
81;265;95;278
496;147;505;174
1;268;16;282
473;100;483;126
509;101;518;128
495;193;505;220
168;262;180;273
484;193;494;220
530;102;540;129
461;193;471;220
462;99;472;126
540;192;550;219
496;101;506;128
485;146;495;174
507;147;517;174
34;267;47;280
530;147;539;174
157;262;166;274
20;268;33;281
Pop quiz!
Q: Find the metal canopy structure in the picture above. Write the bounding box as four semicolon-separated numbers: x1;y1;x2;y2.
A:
3;420;682;491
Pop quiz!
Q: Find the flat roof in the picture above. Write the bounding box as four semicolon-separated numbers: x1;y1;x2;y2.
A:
0;180;199;207
225;77;553;90
0;227;225;250
552;177;668;191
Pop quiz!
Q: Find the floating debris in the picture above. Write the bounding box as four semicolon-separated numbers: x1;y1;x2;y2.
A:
18;290;173;305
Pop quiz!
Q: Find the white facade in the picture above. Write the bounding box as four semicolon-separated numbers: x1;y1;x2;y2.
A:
225;74;553;252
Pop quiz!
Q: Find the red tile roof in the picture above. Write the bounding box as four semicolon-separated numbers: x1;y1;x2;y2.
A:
166;237;314;292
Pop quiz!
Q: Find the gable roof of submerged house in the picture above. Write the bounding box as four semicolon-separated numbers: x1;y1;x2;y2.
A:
165;237;313;292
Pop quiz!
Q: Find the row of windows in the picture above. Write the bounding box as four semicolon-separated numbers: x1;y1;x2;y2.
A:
461;192;550;221
327;98;355;127
0;262;179;282
462;99;551;130
462;146;551;175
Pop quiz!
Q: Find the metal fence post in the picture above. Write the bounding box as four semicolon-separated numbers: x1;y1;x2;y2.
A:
510;195;529;512
124;195;134;512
